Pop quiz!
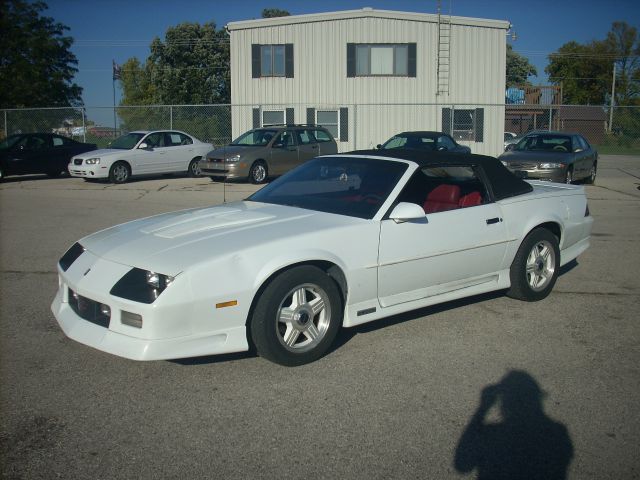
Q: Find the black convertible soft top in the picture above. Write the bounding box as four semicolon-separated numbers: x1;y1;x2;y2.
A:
346;149;534;201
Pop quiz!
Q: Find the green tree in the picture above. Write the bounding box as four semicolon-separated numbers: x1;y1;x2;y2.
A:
506;44;537;87
546;40;613;104
119;22;229;106
262;8;291;18
605;21;640;106
118;22;231;138
546;21;640;106
0;0;82;108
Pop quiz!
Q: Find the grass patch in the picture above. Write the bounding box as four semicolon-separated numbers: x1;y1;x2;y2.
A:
595;145;640;155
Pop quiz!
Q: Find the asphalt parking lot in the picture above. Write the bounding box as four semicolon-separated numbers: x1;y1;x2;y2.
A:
1;156;639;479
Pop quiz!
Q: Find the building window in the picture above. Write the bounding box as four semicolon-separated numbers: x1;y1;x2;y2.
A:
442;108;485;142
347;43;416;77
262;110;285;126
261;45;285;76
316;110;339;138
252;44;294;78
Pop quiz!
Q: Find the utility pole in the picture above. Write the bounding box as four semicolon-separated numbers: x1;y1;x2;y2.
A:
609;62;616;133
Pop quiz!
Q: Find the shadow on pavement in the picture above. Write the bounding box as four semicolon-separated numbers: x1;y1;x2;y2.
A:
454;370;573;480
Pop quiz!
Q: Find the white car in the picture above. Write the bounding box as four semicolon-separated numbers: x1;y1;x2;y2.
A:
52;150;593;366
68;130;213;183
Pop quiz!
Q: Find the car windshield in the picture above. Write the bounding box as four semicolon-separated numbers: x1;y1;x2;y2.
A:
0;135;23;150
248;156;408;219
382;135;437;151
514;134;572;153
231;129;279;146
110;133;145;149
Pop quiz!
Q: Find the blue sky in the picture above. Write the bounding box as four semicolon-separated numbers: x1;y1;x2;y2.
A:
46;0;639;125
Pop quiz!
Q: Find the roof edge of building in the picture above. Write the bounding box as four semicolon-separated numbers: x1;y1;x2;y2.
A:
226;8;510;31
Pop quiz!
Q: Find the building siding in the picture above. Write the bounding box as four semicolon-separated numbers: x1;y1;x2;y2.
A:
229;10;509;156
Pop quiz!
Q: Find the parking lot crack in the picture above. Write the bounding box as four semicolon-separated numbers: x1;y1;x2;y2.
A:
594;184;640;199
554;290;637;297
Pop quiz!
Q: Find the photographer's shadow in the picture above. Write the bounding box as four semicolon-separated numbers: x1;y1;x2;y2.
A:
454;370;573;480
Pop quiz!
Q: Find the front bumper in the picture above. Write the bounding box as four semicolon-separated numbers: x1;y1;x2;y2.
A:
68;162;109;178
200;159;250;180
505;166;567;183
51;249;249;360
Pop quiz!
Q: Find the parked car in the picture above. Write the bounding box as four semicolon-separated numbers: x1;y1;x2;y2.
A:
503;129;547;151
0;133;96;180
504;132;518;141
68;130;212;183
499;131;598;184
199;125;338;184
378;131;472;154
52;149;592;366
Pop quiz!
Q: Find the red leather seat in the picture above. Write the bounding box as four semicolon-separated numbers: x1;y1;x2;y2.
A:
459;191;483;208
423;184;461;213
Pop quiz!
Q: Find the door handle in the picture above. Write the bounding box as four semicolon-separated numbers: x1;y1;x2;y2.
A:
311;145;318;149
486;217;502;225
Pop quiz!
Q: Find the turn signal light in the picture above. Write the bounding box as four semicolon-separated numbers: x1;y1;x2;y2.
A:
121;311;143;328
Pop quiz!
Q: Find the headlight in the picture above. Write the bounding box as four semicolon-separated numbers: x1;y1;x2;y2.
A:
225;154;241;163
110;268;176;304
539;162;564;169
85;158;100;165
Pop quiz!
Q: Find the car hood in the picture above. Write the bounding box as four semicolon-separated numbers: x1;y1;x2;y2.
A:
499;150;570;163
71;148;130;159
206;145;259;159
79;201;361;276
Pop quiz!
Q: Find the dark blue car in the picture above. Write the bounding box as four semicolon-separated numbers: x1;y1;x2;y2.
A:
378;131;472;154
0;133;97;180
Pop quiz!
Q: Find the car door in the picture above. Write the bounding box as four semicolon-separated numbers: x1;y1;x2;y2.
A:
50;135;76;172
162;132;195;172
7;135;47;174
269;130;299;175
137;132;169;174
576;135;595;180
313;128;338;155
296;129;321;163
377;165;508;307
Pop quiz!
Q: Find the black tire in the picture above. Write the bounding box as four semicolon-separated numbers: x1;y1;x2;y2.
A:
187;158;201;177
584;162;597;185
507;228;560;302
250;265;343;366
109;161;130;184
564;166;573;184
249;161;267;184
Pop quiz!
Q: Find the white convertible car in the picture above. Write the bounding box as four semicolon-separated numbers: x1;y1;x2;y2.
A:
52;150;593;366
68;130;213;183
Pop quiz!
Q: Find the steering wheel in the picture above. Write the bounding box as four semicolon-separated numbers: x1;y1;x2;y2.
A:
553;145;568;152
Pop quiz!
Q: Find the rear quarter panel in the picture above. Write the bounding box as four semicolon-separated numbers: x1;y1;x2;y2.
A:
498;182;591;267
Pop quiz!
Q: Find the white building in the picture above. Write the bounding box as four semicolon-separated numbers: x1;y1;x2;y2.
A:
227;8;510;156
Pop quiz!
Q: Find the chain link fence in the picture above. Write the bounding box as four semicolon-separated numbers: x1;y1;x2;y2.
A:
2;103;639;156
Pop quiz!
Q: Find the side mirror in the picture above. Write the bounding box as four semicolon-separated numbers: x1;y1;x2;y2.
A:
388;202;426;224
376;144;383;149
437;146;447;151
139;142;151;150
573;147;583;153
505;144;515;151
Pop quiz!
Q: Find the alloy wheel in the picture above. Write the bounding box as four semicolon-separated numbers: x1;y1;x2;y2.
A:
275;283;332;353
525;240;556;292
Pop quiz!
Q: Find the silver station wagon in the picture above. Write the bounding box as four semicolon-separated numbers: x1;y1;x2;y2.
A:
200;125;338;184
